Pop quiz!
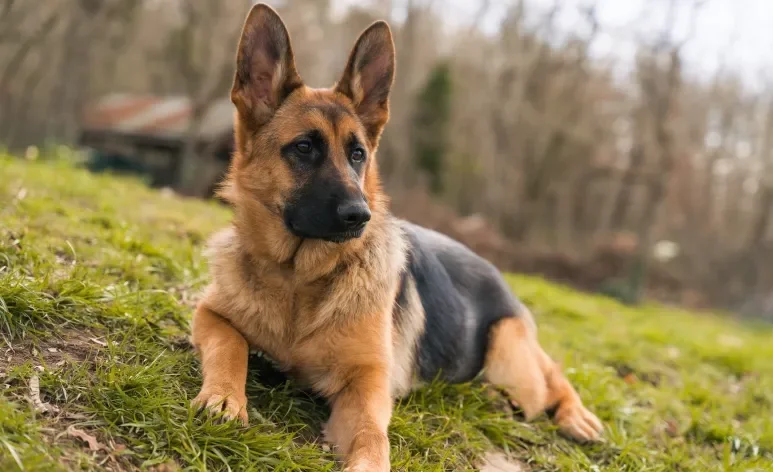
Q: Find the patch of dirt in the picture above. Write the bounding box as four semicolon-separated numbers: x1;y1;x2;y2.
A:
59;425;133;471
1;329;135;470
0;328;103;372
0;328;105;420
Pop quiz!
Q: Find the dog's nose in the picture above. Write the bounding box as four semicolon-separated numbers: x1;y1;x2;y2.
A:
337;201;371;229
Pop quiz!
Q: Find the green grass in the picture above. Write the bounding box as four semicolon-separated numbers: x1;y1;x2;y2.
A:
1;152;773;471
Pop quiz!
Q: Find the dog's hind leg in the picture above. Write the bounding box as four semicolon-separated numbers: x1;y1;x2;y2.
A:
483;307;603;442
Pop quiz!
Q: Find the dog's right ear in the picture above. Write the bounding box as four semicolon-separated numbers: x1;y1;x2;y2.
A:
231;4;303;130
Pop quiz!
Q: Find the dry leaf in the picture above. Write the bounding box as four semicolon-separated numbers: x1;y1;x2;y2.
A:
67;426;105;451
480;452;528;472
90;338;107;347
623;373;638;385
29;375;57;414
665;419;680;437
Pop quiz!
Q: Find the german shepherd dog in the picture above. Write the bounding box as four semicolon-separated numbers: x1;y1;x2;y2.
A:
191;4;602;470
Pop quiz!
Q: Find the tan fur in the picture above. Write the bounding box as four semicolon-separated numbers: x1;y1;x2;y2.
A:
192;6;406;470
190;305;250;425
389;276;425;397
198;204;406;471
191;5;600;470
484;308;603;441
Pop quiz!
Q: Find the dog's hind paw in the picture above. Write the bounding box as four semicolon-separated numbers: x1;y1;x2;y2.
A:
554;402;603;442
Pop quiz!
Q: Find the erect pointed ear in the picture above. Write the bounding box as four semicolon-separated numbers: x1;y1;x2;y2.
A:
334;21;396;146
231;4;303;130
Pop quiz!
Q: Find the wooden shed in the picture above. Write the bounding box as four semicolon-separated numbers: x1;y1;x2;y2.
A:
78;93;235;197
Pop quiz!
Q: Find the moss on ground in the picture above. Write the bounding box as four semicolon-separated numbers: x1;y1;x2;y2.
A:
1;153;772;471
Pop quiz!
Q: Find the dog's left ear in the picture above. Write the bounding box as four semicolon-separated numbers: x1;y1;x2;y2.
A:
335;21;395;146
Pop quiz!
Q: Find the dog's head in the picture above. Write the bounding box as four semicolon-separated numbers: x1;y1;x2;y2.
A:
222;3;394;244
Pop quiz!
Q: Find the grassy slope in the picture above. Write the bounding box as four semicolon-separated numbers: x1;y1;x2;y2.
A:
1;154;772;471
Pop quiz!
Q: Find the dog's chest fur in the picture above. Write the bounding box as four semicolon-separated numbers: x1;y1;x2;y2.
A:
201;220;409;396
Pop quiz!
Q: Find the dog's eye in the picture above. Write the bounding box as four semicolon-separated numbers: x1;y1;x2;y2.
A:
351;149;365;163
296;141;312;154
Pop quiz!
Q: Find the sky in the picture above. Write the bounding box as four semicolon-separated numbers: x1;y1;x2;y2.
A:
332;0;773;87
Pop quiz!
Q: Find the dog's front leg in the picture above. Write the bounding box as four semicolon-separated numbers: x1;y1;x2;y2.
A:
325;366;392;472
190;303;250;425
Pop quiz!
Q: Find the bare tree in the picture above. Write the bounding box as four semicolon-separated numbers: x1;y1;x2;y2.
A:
2;0;771;316
166;0;247;196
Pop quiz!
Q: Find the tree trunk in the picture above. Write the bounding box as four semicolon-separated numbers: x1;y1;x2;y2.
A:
176;106;207;197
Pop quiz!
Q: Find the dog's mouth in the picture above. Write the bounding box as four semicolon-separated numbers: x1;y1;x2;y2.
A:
286;221;366;244
321;227;366;243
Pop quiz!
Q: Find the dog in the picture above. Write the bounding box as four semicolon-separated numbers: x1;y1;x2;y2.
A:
190;4;603;470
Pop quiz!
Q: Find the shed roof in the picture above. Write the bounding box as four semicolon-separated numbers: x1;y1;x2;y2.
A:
81;93;235;143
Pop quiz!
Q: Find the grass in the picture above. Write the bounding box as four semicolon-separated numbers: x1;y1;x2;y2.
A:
1;151;772;471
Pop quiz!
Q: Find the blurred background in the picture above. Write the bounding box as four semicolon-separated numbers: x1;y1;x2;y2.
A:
1;0;772;319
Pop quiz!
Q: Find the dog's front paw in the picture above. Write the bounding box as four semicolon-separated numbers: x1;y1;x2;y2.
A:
192;388;249;426
554;402;603;442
